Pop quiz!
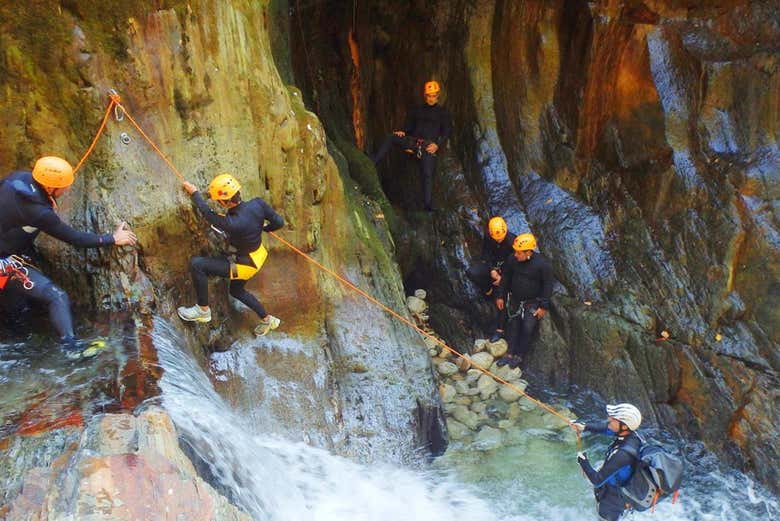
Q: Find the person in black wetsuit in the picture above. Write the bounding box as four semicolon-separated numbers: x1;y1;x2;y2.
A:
495;233;553;368
465;216;516;342
0;156;137;348
178;173;285;336
371;80;452;211
572;403;644;521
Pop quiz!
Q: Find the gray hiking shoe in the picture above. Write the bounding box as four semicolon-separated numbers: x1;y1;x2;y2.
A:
254;315;281;336
177;305;212;323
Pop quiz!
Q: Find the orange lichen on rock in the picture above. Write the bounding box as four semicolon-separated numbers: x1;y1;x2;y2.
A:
348;29;365;149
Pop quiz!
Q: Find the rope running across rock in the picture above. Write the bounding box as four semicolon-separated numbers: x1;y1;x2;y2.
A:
73;90;581;445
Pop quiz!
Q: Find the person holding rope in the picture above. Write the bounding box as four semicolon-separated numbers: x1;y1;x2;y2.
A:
494;233;553;368
466;216;516;342
370;80;451;212
571;404;643;521
178;174;284;336
0;156;137;349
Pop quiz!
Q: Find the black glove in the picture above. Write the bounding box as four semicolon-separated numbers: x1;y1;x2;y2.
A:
577;451;588;464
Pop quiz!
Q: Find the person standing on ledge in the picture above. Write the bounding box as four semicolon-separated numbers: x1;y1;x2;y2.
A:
178;173;284;336
371;80;452;212
466;216;516;342
0;156;137;351
495;233;553;368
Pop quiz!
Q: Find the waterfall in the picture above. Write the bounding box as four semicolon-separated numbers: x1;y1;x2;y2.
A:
149;318;778;521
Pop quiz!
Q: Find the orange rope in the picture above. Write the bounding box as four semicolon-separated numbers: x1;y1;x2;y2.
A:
75;91;581;443
269;230;579;438
114;104;186;183
72;94;120;174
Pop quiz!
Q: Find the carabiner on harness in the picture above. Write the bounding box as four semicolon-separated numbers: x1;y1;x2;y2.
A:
506;296;530;320
0;256;35;290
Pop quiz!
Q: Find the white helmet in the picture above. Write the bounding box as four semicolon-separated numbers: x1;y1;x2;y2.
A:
606;403;642;431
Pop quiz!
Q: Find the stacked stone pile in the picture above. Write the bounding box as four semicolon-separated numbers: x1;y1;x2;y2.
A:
407;290;575;449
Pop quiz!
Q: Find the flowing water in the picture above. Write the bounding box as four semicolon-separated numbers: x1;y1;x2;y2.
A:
2;317;778;520
150;320;779;521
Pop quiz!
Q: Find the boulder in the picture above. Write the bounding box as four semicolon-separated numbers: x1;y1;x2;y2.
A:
470;352;495;370
439;383;456;403
477;374;499;400
454;380;479;396
406;296;427;314
499;383;525;403
452;405;480;430
474;426;503;450
506;403;522;420
437;361;459;376
517;397;538;411
465;369;483;384
490;364;523;382
486;339;508;358
470;401;488;415
454;396;473;406
423;335;440;351
446;419;471;441
456;355;472;372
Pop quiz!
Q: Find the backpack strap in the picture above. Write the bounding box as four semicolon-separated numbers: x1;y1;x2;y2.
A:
594;464;633;489
619;432;643;460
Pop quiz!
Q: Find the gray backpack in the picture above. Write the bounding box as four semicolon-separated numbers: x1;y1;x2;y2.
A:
620;440;684;511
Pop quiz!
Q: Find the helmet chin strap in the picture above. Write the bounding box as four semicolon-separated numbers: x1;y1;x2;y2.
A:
44;188;58;210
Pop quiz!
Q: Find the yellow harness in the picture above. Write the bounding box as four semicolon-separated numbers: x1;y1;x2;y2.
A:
229;243;268;281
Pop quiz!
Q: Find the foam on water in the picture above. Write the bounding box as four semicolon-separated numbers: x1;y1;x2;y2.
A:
154;319;498;520
151;319;779;521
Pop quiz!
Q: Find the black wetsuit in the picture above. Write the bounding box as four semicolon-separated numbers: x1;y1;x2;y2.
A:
371;103;452;210
578;422;641;521
466;231;516;332
189;191;284;319
496;252;553;359
0;171;114;341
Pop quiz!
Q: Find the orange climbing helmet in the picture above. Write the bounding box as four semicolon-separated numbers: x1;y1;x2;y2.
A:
424;81;441;95
488;217;507;242
32;156;74;188
513;233;537;252
209;173;241;200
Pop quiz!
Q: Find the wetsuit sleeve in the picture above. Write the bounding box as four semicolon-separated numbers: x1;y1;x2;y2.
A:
191;191;233;229
539;257;554;309
584;421;610;435
403;107;416;135
497;257;514;299
261;202;284;232
579;447;636;487
33;208;114;247
437;107;452;144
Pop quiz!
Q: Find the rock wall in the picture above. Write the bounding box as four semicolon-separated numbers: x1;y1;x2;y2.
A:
287;0;779;491
0;0;444;512
2;407;251;520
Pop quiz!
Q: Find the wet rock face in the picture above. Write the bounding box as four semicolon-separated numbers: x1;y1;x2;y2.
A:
1;0;442;502
2;407;250;521
289;0;779;491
